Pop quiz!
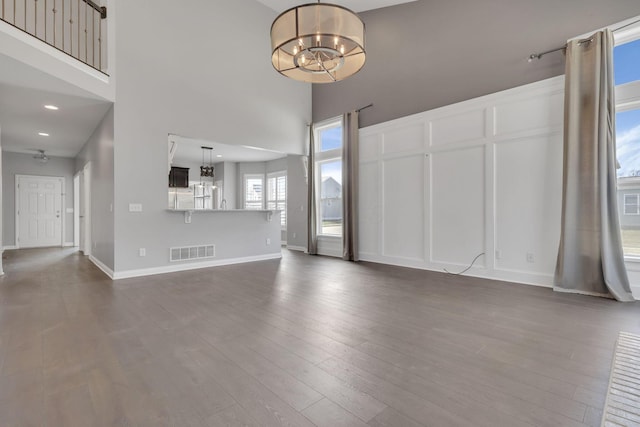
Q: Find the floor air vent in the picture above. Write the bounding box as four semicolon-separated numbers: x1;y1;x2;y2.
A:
170;244;215;262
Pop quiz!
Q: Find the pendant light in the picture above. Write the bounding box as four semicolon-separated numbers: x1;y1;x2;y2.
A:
200;146;214;185
270;2;366;83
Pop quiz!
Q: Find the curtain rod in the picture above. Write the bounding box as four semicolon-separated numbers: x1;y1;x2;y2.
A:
528;17;640;61
306;103;373;126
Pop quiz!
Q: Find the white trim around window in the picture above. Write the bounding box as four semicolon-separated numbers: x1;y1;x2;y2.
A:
243;174;264;210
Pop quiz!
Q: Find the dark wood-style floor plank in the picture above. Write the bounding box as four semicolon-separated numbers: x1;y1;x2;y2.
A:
0;247;639;426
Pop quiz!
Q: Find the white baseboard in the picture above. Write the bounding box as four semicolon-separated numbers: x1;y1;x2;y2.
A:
358;254;555;289
286;245;307;252
112;253;282;280
89;255;115;279
2;244;76;250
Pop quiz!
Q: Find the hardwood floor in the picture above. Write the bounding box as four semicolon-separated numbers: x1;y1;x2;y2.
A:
1;247;639;426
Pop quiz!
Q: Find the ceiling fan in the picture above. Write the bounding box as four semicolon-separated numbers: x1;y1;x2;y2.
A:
33;149;49;163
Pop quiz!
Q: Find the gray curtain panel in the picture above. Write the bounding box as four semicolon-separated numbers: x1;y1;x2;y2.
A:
342;111;360;261
307;125;318;255
555;29;634;301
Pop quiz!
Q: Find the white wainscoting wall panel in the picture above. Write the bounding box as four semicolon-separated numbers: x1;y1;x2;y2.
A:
494;135;562;275
359;76;565;287
359;161;380;257
494;91;563;138
431;146;486;267
382;122;425;155
382;154;425;263
431;108;487;147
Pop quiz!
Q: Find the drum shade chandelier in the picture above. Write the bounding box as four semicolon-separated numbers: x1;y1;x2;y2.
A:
270;2;366;83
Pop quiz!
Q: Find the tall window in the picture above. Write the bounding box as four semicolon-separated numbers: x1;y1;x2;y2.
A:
267;171;287;228
314;118;343;236
615;34;640;256
244;174;264;210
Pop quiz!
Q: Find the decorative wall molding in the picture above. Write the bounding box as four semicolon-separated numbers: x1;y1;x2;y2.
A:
359;75;565;288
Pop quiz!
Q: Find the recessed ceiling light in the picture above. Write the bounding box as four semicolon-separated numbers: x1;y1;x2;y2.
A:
216;154;223;158
38;132;49;136
44;105;59;110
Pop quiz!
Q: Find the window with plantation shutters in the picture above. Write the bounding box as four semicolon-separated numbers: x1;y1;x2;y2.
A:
267;171;287;228
244;174;264;210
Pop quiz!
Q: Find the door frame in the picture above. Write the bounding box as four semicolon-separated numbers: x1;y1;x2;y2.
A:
15;174;66;249
73;173;80;247
81;163;91;256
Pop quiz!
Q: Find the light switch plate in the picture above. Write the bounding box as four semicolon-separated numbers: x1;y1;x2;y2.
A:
129;203;142;212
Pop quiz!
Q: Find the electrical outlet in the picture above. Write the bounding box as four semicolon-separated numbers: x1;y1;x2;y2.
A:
139;248;146;257
495;250;502;260
292;232;297;239
266;238;271;245
526;252;535;263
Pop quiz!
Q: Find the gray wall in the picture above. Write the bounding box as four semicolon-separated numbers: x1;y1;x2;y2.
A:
0;127;2;272
2;151;76;247
313;0;640;127
286;155;308;249
112;1;311;272
75;106;115;270
266;158;287;174
223;162;237;210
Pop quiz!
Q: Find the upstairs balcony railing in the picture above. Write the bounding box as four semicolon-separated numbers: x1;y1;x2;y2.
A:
1;0;107;73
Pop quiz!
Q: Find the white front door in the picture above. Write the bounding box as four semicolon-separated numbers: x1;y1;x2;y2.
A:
16;175;63;248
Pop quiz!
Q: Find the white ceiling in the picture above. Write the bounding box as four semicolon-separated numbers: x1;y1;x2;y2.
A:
257;0;417;13
171;135;286;164
0;54;112;158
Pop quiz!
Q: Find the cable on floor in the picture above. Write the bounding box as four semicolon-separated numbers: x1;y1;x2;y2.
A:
444;252;485;275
